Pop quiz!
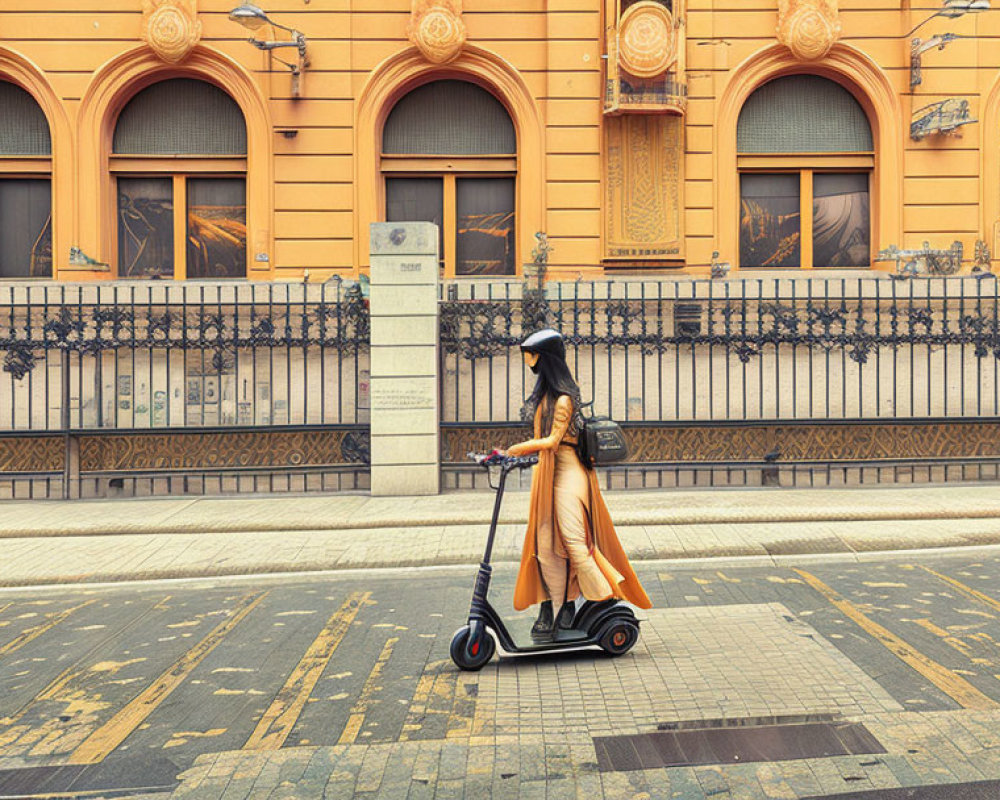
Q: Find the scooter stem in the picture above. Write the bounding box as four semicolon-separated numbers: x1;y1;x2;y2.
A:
482;463;509;565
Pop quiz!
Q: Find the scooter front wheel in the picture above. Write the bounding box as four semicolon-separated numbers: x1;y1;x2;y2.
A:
450;626;495;671
598;619;640;656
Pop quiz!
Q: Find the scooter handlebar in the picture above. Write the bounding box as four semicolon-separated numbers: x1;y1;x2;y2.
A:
468;450;538;470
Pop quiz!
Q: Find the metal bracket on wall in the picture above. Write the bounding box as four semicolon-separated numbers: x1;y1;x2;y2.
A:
910;98;976;140
910;32;961;88
876;241;964;277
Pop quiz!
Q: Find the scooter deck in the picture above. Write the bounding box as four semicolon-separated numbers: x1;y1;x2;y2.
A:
506;628;599;654
529;627;589;645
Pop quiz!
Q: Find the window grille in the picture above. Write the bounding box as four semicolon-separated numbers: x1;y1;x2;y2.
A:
0;81;51;156
737;75;872;153
383;80;516;155
113;78;247;156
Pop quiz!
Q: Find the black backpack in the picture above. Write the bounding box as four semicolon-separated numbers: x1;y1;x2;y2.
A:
575;402;629;469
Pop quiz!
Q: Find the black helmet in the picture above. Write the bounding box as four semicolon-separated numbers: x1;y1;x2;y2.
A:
520;328;565;361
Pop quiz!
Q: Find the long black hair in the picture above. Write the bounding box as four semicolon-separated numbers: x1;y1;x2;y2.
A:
520;329;586;432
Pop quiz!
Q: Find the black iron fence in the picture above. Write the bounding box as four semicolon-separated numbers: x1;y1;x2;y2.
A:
0;280;370;499
440;275;1000;488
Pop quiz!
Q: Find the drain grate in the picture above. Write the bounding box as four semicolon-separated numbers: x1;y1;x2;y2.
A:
594;719;885;772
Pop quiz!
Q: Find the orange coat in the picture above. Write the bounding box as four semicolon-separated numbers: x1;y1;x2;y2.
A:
511;399;652;611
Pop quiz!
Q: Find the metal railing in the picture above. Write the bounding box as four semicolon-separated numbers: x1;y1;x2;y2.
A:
0;280;370;498
439;275;1000;488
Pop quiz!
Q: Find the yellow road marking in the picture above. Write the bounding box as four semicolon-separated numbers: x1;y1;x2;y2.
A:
338;636;398;745
918;565;1000;615
0;602;13;617
0;595;172;729
245;591;370;751
794;569;1000;710
68;591;266;765
446;672;475;739
0;600;96;659
400;674;436;741
911;618;976;658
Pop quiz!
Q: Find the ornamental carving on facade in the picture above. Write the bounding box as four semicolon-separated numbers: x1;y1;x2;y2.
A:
777;0;841;61
142;0;202;64
408;0;466;65
618;1;676;78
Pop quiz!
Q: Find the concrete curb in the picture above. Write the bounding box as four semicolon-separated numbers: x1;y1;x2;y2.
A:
4;484;1000;539
5;506;1000;539
3;517;1000;587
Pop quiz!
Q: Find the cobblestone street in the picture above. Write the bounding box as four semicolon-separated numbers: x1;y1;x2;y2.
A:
4;553;1000;798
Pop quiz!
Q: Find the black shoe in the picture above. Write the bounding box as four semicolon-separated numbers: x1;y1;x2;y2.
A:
554;602;576;632
530;600;553;639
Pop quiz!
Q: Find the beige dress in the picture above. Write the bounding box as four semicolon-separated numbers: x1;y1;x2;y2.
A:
512;394;651;613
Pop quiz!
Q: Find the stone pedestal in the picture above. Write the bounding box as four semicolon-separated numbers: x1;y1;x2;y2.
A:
368;222;440;496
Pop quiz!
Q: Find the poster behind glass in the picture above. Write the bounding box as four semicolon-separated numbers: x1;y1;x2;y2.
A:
456;177;515;276
0;179;51;278
386;177;444;268
118;177;173;278
739;173;800;268
813;173;870;268
187;178;247;278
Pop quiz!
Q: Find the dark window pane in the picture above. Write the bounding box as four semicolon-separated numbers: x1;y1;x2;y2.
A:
740;173;800;268
118;177;173;278
0;179;51;278
113;78;247;155
813;173;870;267
383;81;516;155
456;177;515;276
386;177;444;263
186;178;247;278
0;81;51;155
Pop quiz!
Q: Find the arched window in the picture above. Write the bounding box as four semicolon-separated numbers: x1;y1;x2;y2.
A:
112;78;248;279
382;80;517;276
0;81;52;278
737;75;873;268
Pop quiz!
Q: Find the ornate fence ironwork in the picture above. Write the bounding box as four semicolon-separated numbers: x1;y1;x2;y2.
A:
441;278;1000;366
0;279;370;499
440;275;1000;489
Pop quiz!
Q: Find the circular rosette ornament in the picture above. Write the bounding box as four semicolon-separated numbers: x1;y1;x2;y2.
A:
142;0;202;64
783;5;841;61
409;6;467;65
618;1;676;79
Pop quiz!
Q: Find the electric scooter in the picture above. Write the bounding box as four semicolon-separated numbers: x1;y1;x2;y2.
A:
450;451;642;671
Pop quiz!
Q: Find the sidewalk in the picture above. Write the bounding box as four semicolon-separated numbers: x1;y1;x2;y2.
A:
3;484;1000;586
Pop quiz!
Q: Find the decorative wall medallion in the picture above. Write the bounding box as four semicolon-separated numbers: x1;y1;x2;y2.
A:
142;0;202;64
777;0;841;61
408;0;466;65
618;1;676;79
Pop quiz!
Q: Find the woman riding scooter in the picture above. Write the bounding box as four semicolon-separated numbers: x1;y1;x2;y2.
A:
504;328;651;638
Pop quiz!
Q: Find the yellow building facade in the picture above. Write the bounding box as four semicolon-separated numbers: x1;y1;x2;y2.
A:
0;0;997;281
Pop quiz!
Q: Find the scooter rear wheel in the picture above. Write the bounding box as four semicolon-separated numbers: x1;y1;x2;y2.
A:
450;626;496;671
598;619;639;656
